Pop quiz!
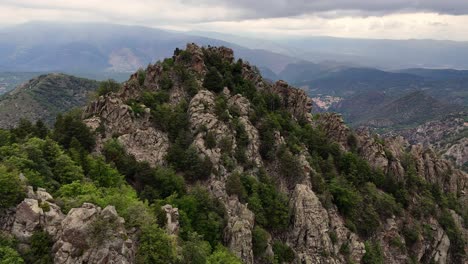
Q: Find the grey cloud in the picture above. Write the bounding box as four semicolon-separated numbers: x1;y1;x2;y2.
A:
183;0;468;19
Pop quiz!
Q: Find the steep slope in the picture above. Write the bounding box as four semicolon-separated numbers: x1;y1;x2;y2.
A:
80;44;466;264
0;73;98;128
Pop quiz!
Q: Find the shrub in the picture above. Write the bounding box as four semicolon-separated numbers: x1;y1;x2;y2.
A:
53;110;95;152
158;72;173;90
137;68;146;86
438;209;466;262
97;79;121;96
204;67;223;93
252;226;269;257
272;241;295;263
0;246;24;264
205;131;217;149
362;241;384;264
207;245;242;264
402;225;420;247
0;165;24;208
226;173;247;202
181;232;211;264
169;187;226;247
24;231;53;263
136;224;176;264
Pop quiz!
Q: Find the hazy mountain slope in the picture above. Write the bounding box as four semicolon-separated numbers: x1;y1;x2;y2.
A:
0;72;42;95
0;22;299;74
351;91;464;128
0;73;98;128
276;36;468;69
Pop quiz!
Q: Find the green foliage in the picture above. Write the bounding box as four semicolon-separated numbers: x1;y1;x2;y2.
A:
0;165;24;208
214;95;229;122
205;131;217;149
362;241;384;264
402;224;420;247
181;232;212;264
347;133;358;152
207;245;242;264
241;172;289;231
140;91;170;109
277;147;304;186
0;246;24;264
97;79;121;96
9;118;49;141
137;68;146;86
136;223;176;264
86;155;124;188
203;67;224;93
140;167;186;202
159;72;173;90
24;231;53;264
53;110;95;152
438;209;466;262
328;177;362;217
272;241;295;263
52;154;84;184
226;173;247;202
167;187;225;247
252;226;269;257
167;143;213;182
0;234;23;264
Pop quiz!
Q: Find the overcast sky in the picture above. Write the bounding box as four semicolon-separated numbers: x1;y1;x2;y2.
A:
1;0;468;41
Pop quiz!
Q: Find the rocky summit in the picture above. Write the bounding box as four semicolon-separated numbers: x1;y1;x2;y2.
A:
0;44;467;264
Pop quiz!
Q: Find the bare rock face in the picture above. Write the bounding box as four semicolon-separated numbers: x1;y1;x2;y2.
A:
411;144;467;196
315;113;351;150
53;204;135;264
6;187;135;264
443;137;468;170
289;184;365;264
270;80;313;121
355;129;390;171
118;127;169;166
11;187;64;250
224;198;255;264
83;82;169;167
189;89;233;167
162;204;179;236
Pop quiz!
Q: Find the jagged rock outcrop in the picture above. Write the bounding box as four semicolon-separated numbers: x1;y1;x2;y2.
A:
289;184;365;264
224;198;255;264
315;113;351;150
410;144;467;196
270;80;313;121
3;187;135;264
162;204;179;236
387;112;468;170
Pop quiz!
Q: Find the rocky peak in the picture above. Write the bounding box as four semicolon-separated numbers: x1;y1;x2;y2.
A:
78;44;466;264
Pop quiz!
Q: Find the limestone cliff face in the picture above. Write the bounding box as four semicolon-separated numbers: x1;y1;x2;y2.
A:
78;44;466;264
289;184;365;264
1;187;135;264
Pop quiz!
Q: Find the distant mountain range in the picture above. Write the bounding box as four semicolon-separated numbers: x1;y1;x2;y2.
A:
0;22;467;132
0;22;299;76
0;73;98;128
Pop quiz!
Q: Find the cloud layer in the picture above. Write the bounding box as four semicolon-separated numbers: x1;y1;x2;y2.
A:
1;0;467;41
